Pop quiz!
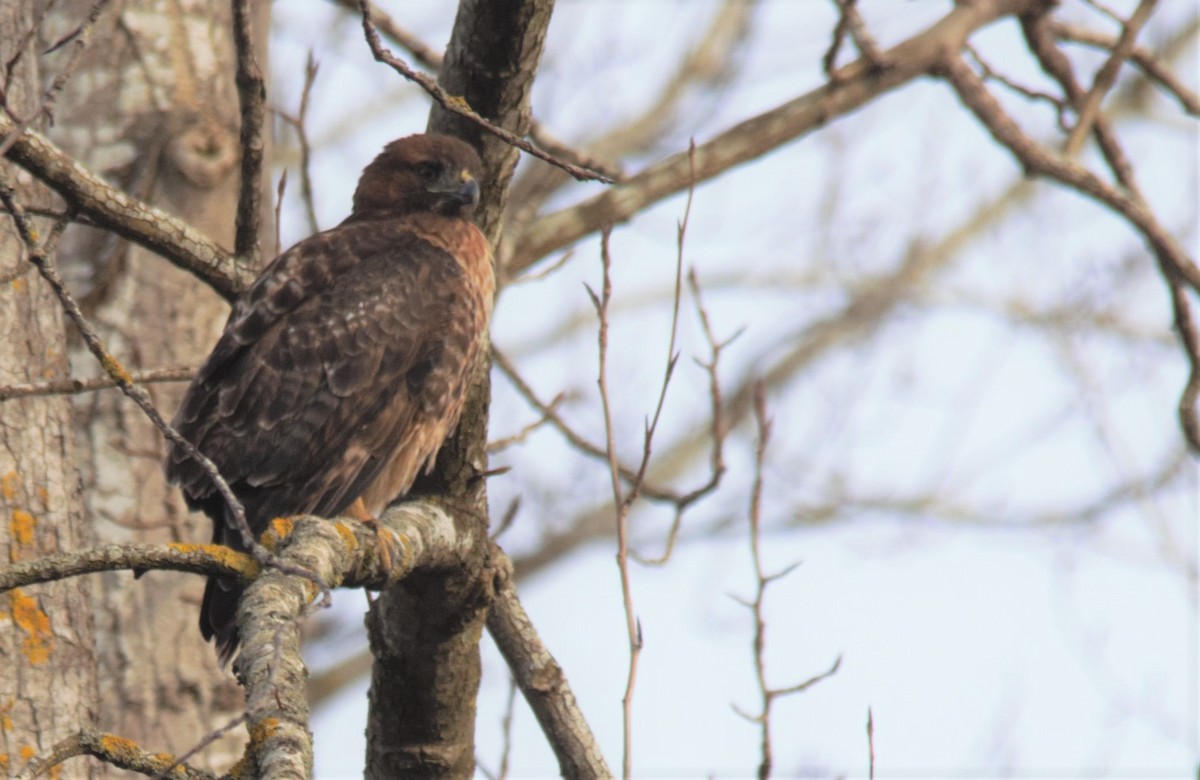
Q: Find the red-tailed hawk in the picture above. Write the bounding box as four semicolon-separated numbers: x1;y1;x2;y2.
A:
166;134;493;663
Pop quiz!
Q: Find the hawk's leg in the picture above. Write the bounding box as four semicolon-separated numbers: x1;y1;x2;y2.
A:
347;497;396;580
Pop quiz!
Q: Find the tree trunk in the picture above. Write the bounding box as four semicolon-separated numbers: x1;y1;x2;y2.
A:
362;1;553;776
43;0;270;766
0;4;98;777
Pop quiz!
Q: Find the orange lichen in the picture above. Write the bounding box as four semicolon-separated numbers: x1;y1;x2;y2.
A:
8;589;53;665
0;754;8;772
98;734;139;759
249;717;281;744
35;487;48;508
265;516;295;546
1;471;18;502
167;543;260;578
9;510;35;548
10;278;23;292
100;354;132;385
18;744;35;761
1;700;14;732
333;521;359;550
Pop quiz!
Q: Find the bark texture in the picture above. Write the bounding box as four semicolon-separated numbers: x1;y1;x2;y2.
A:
0;4;98;777
43;0;270;765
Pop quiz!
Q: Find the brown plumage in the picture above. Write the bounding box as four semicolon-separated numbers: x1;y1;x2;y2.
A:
166;134;493;663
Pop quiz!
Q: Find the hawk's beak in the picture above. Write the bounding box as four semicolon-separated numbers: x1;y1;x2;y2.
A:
454;177;480;207
429;171;479;208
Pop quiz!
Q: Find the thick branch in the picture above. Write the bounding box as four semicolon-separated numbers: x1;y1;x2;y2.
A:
487;550;614;778
0;114;250;299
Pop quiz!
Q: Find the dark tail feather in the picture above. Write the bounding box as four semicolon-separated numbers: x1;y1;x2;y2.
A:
200;576;242;666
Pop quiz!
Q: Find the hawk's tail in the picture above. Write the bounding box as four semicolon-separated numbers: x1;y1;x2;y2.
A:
200;575;242;666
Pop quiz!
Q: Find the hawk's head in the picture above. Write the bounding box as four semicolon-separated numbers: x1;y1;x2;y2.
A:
352;134;483;219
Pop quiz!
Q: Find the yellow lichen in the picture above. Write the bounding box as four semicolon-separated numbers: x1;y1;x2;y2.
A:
168;543;260;578
10;278;23;292
267;516;295;541
8;589;53;665
100;354;132;384
1;472;18;502
249;717;281;743
97;734;145;769
333;521;359;550
9;510;35;548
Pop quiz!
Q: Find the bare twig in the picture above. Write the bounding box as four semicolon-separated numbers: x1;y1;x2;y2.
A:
486;392;568;453
1062;0;1157;157
1048;19;1200;116
275;52;321;236
497;677;518;780
231;0;266;268
824;0;887;75
867;708;876;780
333;0;442;70
588;229;641;780
273;168;285;257
733;384;840;780
0;366;194;401
965;44;1069;129
0;0;114;159
356;0;612;184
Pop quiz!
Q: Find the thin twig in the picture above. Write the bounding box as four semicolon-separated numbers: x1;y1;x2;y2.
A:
0;366;194;401
867;708;876;780
356;0;612;184
589;230;640;779
1062;0;1157;157
231;0;266;268
1048;19;1199;116
733;384;840;780
0;0;114;159
275;52;321;236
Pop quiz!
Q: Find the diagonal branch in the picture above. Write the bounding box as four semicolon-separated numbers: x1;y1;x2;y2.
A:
505;0;1046;274
0;113;250;299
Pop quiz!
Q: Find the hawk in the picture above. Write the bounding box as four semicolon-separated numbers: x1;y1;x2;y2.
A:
166;134;493;663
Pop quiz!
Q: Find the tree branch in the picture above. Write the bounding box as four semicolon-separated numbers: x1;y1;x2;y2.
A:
0;367;193;401
505;0;1046;275
13;727;217;780
486;548;614;779
231;0;266;268
0;114;250;299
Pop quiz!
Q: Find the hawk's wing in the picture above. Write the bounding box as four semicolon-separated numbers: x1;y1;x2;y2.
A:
166;217;484;545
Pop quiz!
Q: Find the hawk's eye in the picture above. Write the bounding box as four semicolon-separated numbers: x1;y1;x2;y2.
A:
416;161;442;182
